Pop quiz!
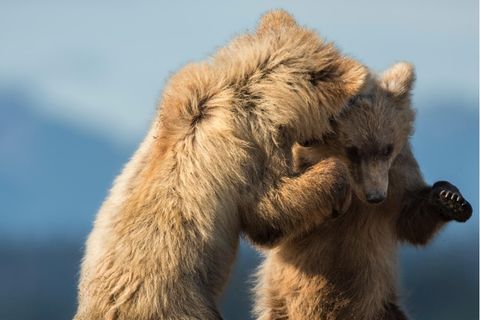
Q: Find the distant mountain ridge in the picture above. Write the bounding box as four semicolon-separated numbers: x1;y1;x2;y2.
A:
0;87;131;240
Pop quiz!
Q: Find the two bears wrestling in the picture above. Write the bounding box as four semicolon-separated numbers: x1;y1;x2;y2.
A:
74;10;472;320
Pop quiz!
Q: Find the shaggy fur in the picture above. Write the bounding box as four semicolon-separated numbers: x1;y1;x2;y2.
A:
74;10;366;320
254;63;473;320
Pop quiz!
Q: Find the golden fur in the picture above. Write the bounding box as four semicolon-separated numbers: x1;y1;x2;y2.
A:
74;10;366;320
254;63;473;320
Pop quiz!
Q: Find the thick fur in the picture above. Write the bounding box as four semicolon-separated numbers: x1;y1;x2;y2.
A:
254;63;473;320
74;10;366;320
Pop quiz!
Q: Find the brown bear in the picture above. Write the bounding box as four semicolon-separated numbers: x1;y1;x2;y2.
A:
254;62;473;320
74;10;366;320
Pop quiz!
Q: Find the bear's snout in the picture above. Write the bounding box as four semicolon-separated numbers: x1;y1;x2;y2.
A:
366;192;386;204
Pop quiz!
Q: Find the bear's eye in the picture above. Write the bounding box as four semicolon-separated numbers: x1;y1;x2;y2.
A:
346;146;360;162
299;139;320;147
382;144;394;157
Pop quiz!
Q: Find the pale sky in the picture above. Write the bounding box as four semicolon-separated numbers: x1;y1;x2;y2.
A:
1;0;478;147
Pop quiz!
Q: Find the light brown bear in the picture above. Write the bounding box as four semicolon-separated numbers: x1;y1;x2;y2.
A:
74;10;366;320
254;62;473;320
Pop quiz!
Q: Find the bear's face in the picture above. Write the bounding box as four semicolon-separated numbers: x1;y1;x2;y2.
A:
297;62;415;204
332;63;416;204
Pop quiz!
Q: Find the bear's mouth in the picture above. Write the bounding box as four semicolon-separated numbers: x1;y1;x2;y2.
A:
354;189;387;206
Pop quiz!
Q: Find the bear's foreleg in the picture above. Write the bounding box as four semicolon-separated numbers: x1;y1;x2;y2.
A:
243;157;351;248
395;181;472;245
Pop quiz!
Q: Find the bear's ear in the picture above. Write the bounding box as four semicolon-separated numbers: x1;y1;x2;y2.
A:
256;9;298;36
380;62;415;101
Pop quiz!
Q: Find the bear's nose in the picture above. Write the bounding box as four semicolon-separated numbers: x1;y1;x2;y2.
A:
366;193;386;204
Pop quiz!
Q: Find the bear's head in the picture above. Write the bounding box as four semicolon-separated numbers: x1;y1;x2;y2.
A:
232;10;368;148
296;62;416;204
258;10;368;146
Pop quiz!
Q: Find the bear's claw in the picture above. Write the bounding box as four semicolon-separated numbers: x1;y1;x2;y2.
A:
436;186;472;222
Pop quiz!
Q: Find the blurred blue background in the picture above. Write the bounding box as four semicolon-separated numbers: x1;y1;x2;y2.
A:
0;1;478;319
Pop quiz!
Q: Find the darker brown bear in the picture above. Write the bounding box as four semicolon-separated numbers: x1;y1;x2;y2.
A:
254;62;473;320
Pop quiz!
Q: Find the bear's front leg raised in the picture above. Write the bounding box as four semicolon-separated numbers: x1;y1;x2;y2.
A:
396;181;472;245
243;157;351;248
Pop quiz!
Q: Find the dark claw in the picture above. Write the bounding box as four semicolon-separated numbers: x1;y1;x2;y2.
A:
433;182;473;223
